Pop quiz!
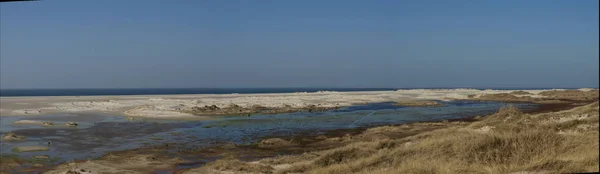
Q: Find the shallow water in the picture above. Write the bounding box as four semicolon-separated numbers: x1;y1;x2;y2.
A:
0;101;537;168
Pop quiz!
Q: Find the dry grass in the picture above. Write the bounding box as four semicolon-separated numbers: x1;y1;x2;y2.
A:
258;138;296;148
539;90;599;101
203;102;600;174
188;158;274;174
473;90;599;104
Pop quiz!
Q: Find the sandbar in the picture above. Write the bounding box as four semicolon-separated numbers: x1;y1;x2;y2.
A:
1;89;595;119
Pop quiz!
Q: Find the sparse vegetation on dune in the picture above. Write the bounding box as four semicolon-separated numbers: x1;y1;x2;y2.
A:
469;89;599;104
539;90;599;101
184;158;274;174
197;101;599;174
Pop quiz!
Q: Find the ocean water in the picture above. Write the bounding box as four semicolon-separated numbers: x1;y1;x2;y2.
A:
0;87;560;97
0;88;396;97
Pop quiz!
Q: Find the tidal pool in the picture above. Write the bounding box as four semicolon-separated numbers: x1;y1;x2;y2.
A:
0;101;538;170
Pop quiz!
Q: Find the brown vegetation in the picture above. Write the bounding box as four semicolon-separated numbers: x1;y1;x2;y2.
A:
198;102;599;174
258;138;297;148
41;153;185;174
185;159;274;174
471;89;599;104
539;90;599;101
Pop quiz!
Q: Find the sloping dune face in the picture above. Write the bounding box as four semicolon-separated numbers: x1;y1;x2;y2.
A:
193;102;599;174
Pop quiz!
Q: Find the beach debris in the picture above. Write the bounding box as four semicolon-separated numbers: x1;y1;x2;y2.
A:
65;122;79;127
3;132;25;141
43;122;54;126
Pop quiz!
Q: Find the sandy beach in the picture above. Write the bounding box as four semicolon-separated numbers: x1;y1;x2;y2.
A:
36;95;600;174
1;89;598;173
1;89;590;118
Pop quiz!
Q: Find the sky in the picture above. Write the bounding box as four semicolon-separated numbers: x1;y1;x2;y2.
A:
0;0;598;89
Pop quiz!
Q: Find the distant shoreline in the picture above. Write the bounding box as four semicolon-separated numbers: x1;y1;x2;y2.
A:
0;87;590;97
0;88;396;97
2;89;597;118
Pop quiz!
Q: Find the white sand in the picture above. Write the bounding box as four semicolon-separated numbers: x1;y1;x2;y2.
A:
12;146;50;152
12;120;49;125
0;89;585;118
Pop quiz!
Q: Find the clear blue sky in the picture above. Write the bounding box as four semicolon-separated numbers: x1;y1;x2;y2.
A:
1;0;598;89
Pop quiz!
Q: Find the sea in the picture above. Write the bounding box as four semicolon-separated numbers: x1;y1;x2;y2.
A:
0;87;562;97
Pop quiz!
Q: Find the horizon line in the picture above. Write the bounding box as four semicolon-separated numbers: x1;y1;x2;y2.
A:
1;87;597;90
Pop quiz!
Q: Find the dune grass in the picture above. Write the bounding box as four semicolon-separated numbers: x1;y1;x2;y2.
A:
198;101;599;174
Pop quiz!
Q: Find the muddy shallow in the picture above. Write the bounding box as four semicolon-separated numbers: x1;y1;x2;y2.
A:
0;101;538;172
